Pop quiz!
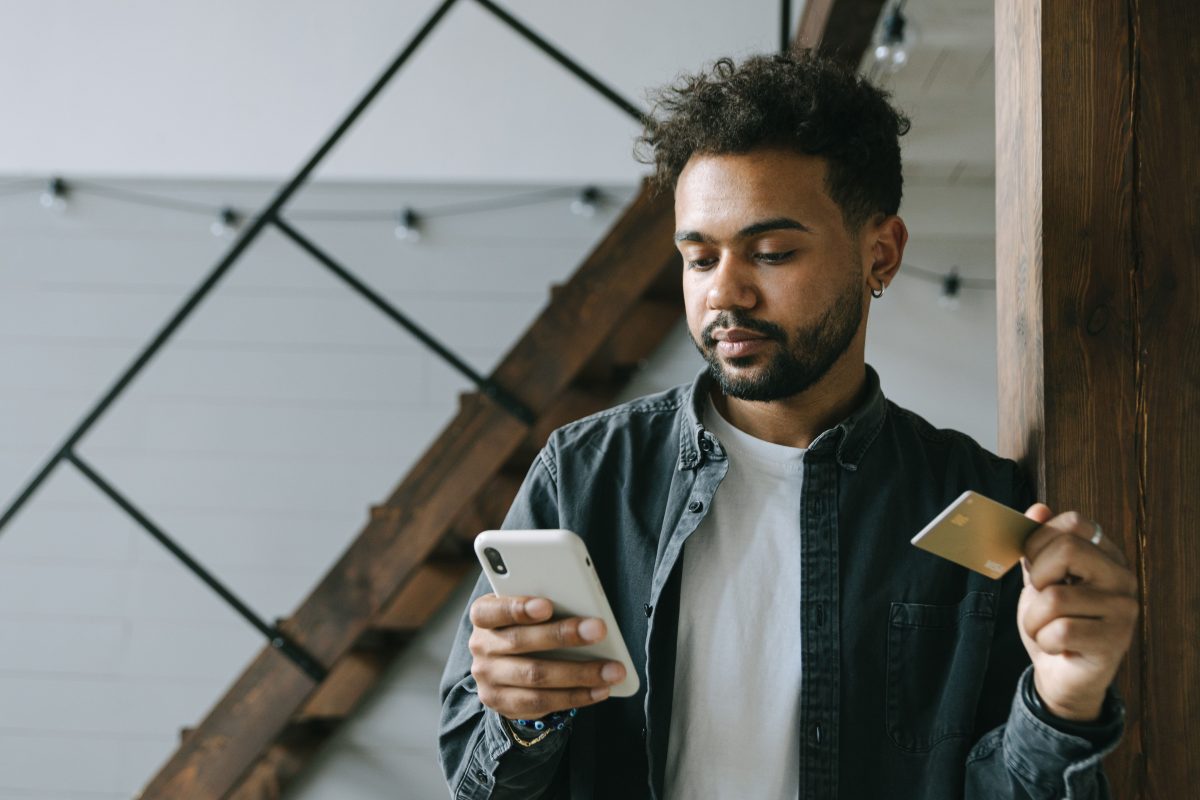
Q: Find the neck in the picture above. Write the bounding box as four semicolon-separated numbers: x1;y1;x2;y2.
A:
712;358;869;449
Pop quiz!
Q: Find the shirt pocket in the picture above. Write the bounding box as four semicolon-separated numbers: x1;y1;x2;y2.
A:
885;591;997;752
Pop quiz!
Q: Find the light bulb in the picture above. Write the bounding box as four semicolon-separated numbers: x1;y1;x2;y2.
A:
40;177;68;212
872;4;911;75
939;270;962;311
210;207;241;238
570;186;601;218
394;208;421;242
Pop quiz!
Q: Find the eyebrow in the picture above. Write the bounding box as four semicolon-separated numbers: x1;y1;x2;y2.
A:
673;217;813;243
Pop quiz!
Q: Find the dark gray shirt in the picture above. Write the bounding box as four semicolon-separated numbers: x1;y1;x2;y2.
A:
439;366;1123;799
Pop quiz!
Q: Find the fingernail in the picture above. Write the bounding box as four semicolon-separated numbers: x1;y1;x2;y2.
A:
524;598;551;619
578;618;604;642
591;686;611;701
601;662;624;683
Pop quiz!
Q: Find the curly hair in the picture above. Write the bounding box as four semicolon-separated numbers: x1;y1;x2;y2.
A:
636;51;911;231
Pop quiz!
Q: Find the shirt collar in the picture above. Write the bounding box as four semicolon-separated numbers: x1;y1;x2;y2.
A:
677;364;889;472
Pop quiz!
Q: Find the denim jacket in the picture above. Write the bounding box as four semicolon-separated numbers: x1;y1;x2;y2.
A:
439;366;1123;799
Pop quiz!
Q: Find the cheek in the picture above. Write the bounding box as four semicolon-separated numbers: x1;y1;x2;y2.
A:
681;273;706;310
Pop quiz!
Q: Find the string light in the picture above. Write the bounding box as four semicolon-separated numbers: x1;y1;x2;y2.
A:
393;207;422;242
39;177;69;212
938;268;962;310
210;207;242;238
2;177;611;241
3;175;992;307
570;186;602;218
872;1;911;75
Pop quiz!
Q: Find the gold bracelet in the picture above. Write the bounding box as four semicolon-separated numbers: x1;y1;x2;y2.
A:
506;719;554;748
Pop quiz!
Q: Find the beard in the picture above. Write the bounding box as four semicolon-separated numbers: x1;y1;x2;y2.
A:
692;273;863;402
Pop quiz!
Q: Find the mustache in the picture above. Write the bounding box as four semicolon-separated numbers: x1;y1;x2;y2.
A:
701;312;787;348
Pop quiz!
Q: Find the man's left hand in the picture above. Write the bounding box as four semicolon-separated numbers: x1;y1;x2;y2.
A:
1018;504;1139;721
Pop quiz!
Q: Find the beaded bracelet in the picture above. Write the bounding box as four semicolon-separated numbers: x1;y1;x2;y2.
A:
506;708;578;748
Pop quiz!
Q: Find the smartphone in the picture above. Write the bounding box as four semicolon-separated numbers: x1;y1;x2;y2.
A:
473;529;640;697
910;490;1041;578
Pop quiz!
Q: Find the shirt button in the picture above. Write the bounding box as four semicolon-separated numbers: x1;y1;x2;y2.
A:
688;500;704;513
816;603;825;627
644;603;653;617
641;726;647;740
813;723;823;745
699;437;713;452
474;768;489;782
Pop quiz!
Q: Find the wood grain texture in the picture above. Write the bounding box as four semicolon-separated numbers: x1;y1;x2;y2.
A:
138;2;898;794
1131;0;1200;792
795;0;887;66
137;184;680;800
997;0;1199;795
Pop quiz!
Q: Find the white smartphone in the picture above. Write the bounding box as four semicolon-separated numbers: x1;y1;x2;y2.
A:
910;490;1041;578
473;529;640;697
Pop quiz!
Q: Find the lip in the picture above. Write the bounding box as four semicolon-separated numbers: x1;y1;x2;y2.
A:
712;328;772;357
713;328;769;343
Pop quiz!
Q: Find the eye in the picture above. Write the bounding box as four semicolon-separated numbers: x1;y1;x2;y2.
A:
755;250;796;264
685;256;718;270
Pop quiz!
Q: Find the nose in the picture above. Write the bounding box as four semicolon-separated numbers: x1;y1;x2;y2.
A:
706;256;758;311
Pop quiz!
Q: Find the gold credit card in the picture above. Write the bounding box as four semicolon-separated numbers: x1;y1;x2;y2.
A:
910;490;1040;578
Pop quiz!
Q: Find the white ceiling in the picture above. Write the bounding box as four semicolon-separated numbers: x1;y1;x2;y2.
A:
0;0;993;187
0;0;803;183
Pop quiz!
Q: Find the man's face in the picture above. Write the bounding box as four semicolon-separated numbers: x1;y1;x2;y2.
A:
675;148;869;402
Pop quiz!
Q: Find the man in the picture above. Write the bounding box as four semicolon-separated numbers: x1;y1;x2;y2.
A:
439;52;1137;799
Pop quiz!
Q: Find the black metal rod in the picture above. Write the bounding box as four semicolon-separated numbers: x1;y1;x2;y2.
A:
781;0;793;54
272;216;535;425
0;0;460;537
65;451;329;682
471;0;647;124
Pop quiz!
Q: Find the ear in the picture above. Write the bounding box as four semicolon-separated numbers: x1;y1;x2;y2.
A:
863;215;908;290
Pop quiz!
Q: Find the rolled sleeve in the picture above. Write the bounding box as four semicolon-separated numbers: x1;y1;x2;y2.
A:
968;665;1123;799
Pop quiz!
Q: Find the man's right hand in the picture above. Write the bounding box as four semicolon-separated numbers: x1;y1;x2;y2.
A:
468;594;626;720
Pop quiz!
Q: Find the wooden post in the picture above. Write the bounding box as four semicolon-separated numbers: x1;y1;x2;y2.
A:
996;1;1200;796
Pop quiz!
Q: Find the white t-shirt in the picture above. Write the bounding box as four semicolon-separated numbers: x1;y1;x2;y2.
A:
665;396;805;799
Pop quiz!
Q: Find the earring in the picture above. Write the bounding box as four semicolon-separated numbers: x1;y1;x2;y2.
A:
871;284;886;299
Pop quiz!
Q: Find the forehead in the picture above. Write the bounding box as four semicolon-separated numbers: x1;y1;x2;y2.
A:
674;149;839;233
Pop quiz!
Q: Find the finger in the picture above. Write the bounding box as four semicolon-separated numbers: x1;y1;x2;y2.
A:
1033;616;1134;658
477;616;607;656
1023;511;1124;565
1024;502;1055;525
1021;583;1139;640
1026;534;1138;594
469;594;553;629
483;656;626;690
478;684;612;720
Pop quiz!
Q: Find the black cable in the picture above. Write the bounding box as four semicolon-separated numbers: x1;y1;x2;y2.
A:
1;176;604;224
69;180;225;216
0;178;43;196
903;262;995;289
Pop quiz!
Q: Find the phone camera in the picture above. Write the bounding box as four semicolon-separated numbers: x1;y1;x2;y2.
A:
483;547;508;575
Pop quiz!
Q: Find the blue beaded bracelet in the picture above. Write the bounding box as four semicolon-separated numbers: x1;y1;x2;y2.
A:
508;708;578;747
515;707;578;731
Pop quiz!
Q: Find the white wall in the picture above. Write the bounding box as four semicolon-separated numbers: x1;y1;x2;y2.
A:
0;172;998;800
0;177;637;800
0;0;1003;795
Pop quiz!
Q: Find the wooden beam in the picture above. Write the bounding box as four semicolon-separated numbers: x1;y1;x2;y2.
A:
1128;2;1200;794
996;1;1200;795
137;184;677;800
138;2;899;795
795;0;887;66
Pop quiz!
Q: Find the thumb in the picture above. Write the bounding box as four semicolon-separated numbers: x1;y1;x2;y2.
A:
1024;502;1054;525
